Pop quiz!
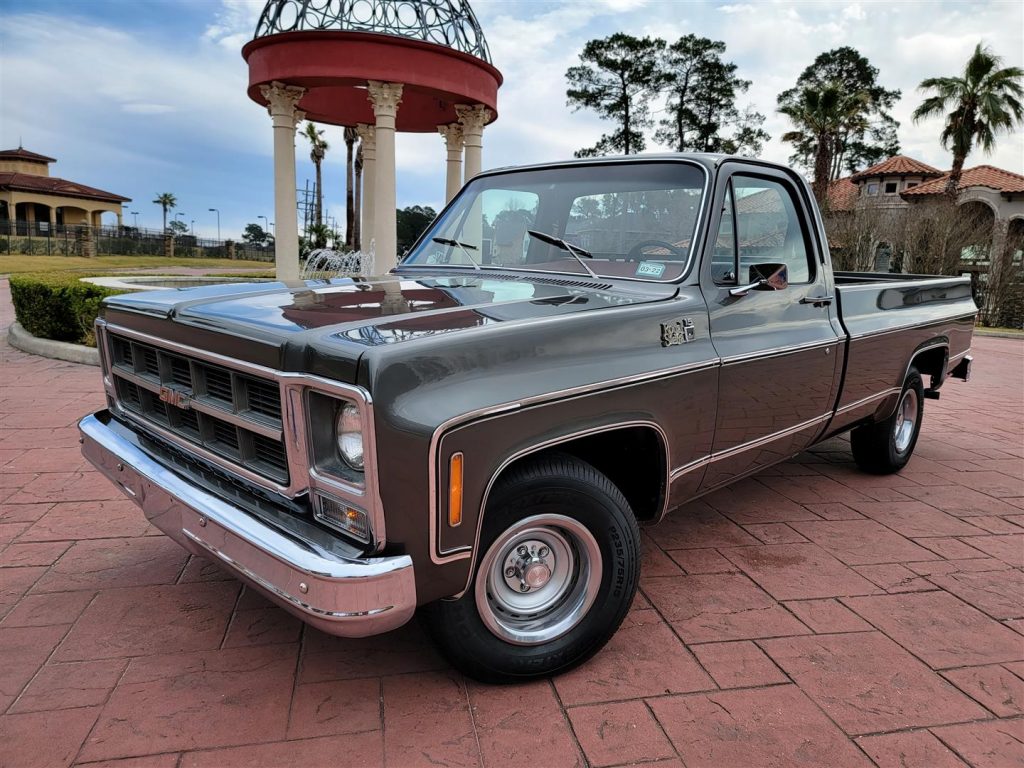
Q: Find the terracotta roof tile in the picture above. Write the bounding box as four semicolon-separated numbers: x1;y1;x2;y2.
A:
827;177;858;212
850;155;943;181
902;165;1024;197
0;172;130;203
0;148;56;163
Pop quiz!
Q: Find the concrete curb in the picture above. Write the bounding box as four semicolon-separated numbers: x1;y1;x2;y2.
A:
7;322;100;366
974;328;1024;340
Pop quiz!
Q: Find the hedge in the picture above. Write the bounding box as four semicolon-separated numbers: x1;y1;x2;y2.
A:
10;273;128;347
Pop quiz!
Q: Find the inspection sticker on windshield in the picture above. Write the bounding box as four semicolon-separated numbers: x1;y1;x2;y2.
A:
635;261;665;278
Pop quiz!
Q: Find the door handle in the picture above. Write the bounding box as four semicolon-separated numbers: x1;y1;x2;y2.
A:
799;295;834;306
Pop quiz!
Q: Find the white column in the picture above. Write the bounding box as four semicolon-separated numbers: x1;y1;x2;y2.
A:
367;81;402;274
438;123;464;202
355;123;376;255
260;81;306;282
456;104;492;183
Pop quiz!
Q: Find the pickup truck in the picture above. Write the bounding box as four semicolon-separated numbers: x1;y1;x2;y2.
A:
80;154;976;682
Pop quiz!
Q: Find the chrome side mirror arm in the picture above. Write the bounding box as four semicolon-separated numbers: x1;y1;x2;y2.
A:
729;278;768;297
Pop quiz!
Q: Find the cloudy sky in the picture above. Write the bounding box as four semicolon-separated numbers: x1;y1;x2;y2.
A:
2;0;1022;238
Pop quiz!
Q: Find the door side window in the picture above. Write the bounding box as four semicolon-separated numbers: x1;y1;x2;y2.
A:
732;177;813;284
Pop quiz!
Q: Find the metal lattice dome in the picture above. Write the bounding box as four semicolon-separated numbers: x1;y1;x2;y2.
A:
254;0;491;62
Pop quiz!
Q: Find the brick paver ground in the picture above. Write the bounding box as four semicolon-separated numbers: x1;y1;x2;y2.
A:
1;277;1022;768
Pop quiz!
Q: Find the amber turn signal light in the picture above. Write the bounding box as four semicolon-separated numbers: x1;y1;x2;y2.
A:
448;452;464;527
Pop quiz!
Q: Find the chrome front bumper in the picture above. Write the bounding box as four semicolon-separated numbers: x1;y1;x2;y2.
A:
79;412;416;637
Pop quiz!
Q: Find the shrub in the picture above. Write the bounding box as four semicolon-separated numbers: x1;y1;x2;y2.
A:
10;273;127;347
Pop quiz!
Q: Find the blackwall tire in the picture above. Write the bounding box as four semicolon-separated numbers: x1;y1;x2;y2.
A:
851;366;925;475
423;453;640;683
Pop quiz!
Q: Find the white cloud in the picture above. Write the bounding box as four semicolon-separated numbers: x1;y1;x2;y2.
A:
2;0;1020;236
121;103;176;115
719;4;756;14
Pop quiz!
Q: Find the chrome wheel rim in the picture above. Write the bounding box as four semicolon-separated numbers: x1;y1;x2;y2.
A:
893;388;919;453
476;514;602;646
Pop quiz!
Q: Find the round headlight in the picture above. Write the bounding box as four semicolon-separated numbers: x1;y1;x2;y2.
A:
336;403;364;470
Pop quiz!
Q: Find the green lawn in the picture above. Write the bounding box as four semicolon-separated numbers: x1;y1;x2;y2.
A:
0;253;275;276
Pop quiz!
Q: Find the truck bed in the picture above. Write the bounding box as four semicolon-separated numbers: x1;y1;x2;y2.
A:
828;272;976;434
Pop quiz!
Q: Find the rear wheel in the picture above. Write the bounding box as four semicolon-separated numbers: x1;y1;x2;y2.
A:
424;454;640;683
851;366;924;474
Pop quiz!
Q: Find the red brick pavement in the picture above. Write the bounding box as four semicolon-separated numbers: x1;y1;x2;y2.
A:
1;277;1022;768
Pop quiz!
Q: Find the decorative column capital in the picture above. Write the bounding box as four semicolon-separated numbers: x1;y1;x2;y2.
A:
260;81;306;125
438;122;465;151
455;104;492;138
355;123;377;156
366;81;403;119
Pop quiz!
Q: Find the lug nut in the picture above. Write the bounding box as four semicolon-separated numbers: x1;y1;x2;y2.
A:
519;583;530;592
505;567;516;578
538;547;549;558
517;546;529;557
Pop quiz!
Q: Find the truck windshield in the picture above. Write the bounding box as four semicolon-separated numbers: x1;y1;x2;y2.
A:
401;161;706;282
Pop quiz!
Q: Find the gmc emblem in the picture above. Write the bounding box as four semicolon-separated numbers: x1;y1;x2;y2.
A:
158;386;191;410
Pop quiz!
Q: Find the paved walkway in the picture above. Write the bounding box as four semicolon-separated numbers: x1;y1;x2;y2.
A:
1;278;1022;768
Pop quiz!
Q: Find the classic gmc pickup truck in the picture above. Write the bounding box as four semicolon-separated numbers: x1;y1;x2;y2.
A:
80;155;976;682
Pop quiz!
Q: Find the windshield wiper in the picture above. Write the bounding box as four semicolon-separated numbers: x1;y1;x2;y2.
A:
432;237;481;271
526;229;599;279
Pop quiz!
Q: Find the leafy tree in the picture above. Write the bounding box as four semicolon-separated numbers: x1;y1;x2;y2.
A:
167;219;188;236
152;192;176;233
566;33;666;156
396;205;437;253
302;122;329;228
724;106;771;156
779;84;870;207
242;223;271;246
778;47;900;177
912;42;1024;195
655;35;769;155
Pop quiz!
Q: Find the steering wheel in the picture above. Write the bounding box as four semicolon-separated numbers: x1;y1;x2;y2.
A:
626;240;686;262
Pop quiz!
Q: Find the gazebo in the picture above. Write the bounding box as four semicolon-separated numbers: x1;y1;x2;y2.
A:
242;0;503;280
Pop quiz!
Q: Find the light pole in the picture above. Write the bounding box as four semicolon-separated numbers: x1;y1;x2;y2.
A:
208;208;220;242
258;215;269;235
190;219;195;236
130;210;139;228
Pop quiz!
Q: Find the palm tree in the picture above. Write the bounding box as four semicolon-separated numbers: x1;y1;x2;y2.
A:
152;193;177;232
912;43;1023;196
343;127;358;249
779;84;869;207
353;142;363;252
302;122;328;228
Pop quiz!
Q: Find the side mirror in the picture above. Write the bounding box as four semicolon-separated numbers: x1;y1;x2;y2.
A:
729;263;788;297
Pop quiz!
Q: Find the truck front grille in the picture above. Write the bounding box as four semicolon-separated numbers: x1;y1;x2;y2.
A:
108;334;289;484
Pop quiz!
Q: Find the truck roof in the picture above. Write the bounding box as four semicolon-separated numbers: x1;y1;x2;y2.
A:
478;152;795;178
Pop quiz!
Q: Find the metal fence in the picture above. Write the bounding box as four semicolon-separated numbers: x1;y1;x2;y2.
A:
0;221;275;262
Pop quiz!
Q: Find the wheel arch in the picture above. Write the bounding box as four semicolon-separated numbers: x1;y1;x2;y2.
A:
875;337;948;421
484;422;670;525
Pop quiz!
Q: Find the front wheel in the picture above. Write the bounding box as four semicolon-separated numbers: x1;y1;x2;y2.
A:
850;366;925;474
423;454;640;683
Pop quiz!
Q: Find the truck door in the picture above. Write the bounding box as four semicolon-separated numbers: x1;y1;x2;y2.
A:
699;165;842;490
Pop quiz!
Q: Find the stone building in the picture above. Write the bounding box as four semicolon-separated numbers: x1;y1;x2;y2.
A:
0;148;131;233
825;154;1024;325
